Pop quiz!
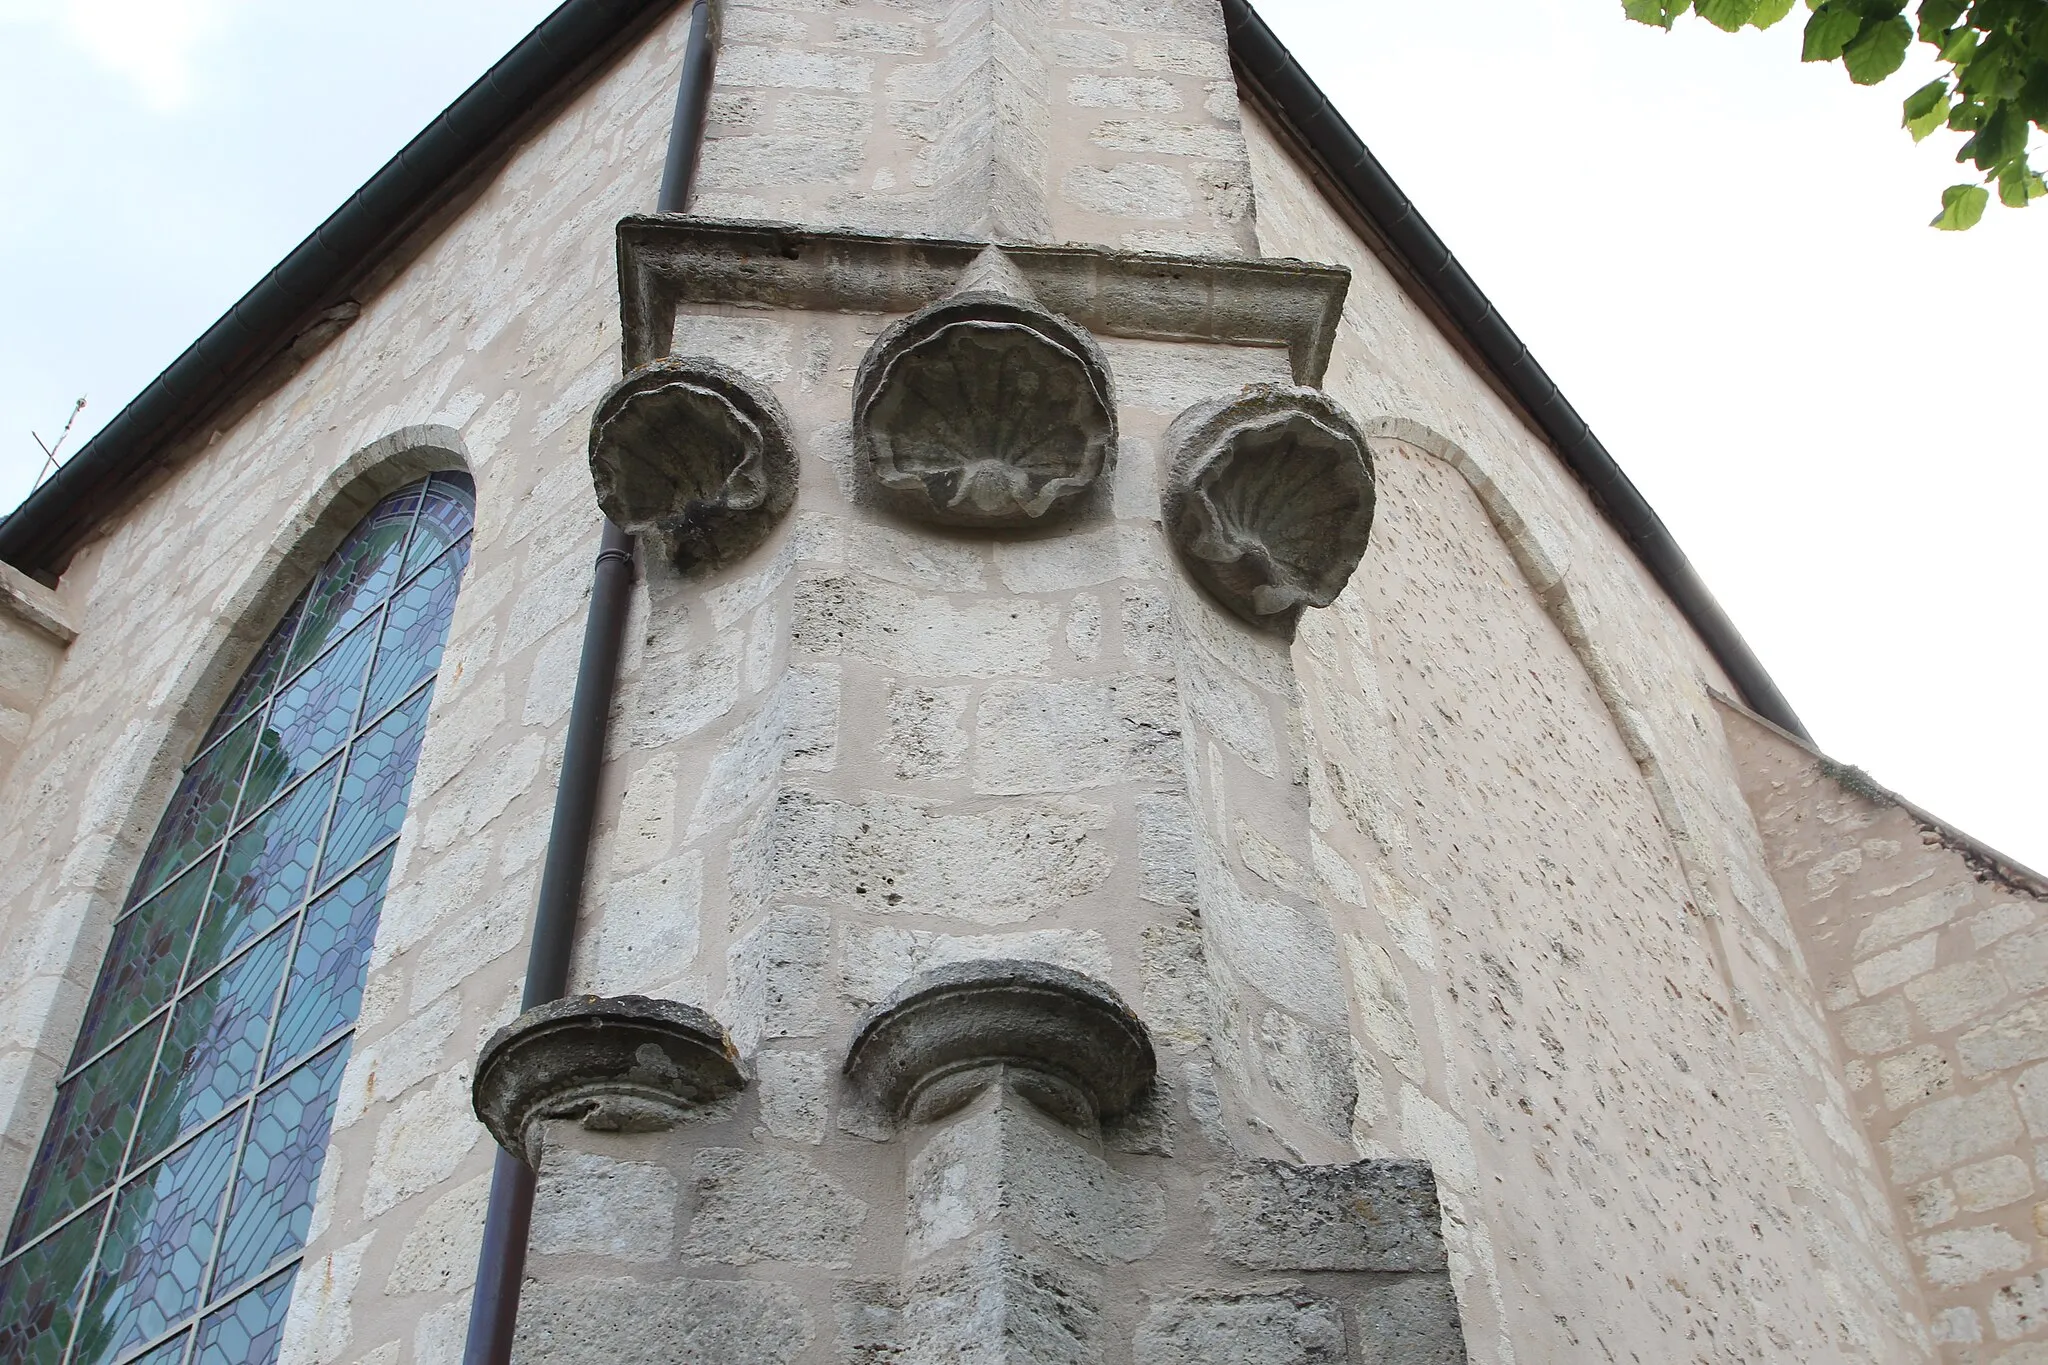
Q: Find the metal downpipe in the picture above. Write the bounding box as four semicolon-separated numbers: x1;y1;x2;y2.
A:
460;4;716;1361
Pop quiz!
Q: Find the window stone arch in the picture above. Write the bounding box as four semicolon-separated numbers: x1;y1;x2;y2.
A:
0;471;476;1365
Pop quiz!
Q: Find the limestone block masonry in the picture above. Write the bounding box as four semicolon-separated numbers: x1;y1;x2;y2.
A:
0;561;74;789
1726;701;2048;1363
487;216;1472;1362
0;0;1974;1362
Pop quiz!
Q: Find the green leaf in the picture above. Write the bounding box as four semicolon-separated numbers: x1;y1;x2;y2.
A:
1623;0;1688;26
1972;102;2028;168
1932;182;1989;228
1904;78;1952;137
1749;0;1799;24
1804;5;1867;59
1940;27;1979;63
1997;160;2048;205
1698;0;1757;30
1918;0;1968;42
1844;14;1914;81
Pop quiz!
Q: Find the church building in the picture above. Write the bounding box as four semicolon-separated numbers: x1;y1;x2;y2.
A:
1;1;2043;1361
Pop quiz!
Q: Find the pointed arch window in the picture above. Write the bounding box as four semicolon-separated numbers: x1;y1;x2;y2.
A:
0;473;475;1365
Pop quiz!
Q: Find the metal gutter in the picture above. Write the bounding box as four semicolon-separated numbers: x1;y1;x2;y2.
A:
0;0;680;581
1219;0;1809;741
459;2;715;1360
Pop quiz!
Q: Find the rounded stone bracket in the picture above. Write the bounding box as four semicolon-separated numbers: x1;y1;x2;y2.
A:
474;995;746;1168
853;293;1117;526
1162;385;1375;636
842;960;1155;1132
589;357;797;571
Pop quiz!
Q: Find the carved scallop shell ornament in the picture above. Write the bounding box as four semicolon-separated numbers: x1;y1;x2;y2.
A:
589;356;797;570
854;293;1116;526
1163;385;1375;635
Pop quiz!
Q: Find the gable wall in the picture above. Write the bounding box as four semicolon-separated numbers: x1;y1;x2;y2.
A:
1724;700;2048;1362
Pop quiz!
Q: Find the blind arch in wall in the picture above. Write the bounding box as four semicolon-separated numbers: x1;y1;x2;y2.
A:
0;472;475;1365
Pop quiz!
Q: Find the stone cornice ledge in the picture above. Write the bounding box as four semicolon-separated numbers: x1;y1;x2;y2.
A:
616;216;1350;384
0;560;77;645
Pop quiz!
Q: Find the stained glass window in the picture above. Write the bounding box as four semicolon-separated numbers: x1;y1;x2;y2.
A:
0;474;474;1365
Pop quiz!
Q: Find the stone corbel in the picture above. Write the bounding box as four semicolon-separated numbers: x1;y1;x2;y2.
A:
839;961;1161;1361
852;251;1117;527
1162;385;1375;636
588;357;797;571
842;958;1155;1134
473;995;746;1169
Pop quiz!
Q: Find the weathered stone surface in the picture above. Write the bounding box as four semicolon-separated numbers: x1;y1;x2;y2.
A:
1885;1085;2024;1184
2012;1061;2048;1136
616;218;1346;384
1906;958;2008;1034
681;1146;868;1267
1856;881;1976;957
899;1233;1103;1365
531;1148;678;1262
589;357;797;570
908;1095;1166;1265
512;1277;814;1365
1206;1158;1448;1272
756;1048;830;1145
365;1067;484;1219
1963;1002;2048;1077
1917;1224;2032;1289
1930;1304;1984;1343
794;571;1059;678
1840;995;1914;1056
1908;1178;1959;1229
743;789;1113;924
841;925;1114;1008
1356;1277;1469;1365
1998;927;2048;994
725;908;831;1056
1878;1045;1954;1110
884;680;971;778
1953;1154;2033;1212
844;959;1156;1130
1254;1010;1358;1140
1203;887;1349;1031
855;288;1115;525
1992;1269;2048;1341
1134;1291;1345;1365
1139;918;1208;1048
973;675;1182;794
1162;385;1372;634
385;1173;490;1295
473;996;745;1165
1854;933;1940;998
277;1234;370;1365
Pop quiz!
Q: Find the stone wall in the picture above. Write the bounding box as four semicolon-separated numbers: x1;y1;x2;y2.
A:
0;8;704;1360
1241;102;1935;1362
0;563;71;790
696;0;1257;254
1723;700;2048;1362
0;0;1961;1361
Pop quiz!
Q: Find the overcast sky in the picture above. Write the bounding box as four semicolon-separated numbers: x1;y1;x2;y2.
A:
1;0;2040;870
